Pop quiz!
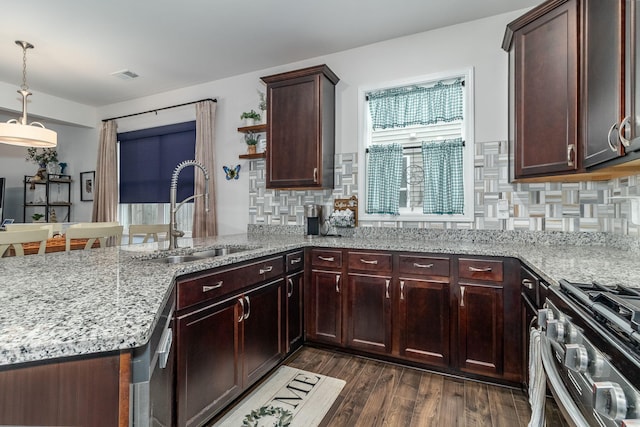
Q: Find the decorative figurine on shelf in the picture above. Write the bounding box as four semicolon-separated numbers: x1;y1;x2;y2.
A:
49;208;57;223
58;162;67;174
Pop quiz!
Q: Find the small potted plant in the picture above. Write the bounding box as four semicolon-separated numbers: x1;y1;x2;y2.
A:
240;109;261;126
244;131;259;154
258;91;267;123
26;148;59;175
31;213;45;223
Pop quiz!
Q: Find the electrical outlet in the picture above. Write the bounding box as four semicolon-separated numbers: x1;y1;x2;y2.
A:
497;199;509;219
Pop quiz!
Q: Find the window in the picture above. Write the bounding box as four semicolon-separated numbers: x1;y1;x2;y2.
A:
359;69;474;222
117;121;196;235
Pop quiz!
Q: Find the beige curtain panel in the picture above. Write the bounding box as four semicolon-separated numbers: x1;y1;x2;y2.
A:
193;100;217;238
92;120;118;223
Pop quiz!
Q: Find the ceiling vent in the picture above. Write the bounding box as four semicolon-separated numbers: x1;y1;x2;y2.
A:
111;69;139;80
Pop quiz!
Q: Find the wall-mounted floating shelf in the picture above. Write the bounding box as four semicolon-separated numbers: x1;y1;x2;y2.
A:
238;153;266;159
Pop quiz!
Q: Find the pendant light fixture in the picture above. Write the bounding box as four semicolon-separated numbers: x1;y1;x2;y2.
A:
0;40;57;147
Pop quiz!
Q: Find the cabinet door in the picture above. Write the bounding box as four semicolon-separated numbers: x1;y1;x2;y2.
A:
582;0;625;167
512;0;579;178
398;278;450;367
457;283;504;378
242;280;284;386
175;298;242;427
286;271;304;353
522;294;537;389
346;274;392;354
308;270;343;345
267;74;321;188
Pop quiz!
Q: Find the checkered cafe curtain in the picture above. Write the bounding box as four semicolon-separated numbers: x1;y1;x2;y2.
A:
422;138;464;215
366;143;403;215
367;79;463;130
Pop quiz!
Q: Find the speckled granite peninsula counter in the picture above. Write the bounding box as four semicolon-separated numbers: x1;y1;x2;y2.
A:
1;229;639;367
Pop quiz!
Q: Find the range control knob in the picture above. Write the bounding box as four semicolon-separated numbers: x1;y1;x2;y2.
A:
594;382;627;421
537;308;554;328
564;344;588;373
590;353;609;378
546;319;565;342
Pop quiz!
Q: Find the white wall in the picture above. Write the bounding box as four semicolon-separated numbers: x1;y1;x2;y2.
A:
0;9;523;233
0;111;99;222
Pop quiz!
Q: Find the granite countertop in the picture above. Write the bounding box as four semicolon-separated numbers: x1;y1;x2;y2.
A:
1;230;638;368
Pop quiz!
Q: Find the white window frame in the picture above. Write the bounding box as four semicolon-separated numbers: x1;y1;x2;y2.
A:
357;67;475;223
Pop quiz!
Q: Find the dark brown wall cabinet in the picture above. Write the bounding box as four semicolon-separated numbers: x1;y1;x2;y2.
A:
261;64;339;189
503;0;640;182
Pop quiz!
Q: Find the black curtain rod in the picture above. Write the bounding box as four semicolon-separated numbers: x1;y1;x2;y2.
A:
102;98;217;122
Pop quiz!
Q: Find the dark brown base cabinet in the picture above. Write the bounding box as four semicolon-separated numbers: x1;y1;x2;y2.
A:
175;254;287;427
305;249;522;385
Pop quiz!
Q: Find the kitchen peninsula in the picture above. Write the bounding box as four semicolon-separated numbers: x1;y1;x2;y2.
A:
1;229;639;426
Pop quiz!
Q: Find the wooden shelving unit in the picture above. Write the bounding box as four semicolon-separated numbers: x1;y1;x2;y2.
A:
238;152;266;159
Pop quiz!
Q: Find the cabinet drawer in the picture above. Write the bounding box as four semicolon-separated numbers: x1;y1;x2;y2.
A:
177;255;284;310
398;254;450;277
286;251;304;273
458;258;503;282
311;249;342;269
347;251;392;273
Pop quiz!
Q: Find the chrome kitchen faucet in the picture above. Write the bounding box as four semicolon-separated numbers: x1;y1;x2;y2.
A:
169;160;209;249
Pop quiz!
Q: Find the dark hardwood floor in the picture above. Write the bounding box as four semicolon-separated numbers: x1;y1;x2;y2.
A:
282;346;565;427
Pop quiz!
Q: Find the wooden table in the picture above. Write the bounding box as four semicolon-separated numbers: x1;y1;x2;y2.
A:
4;236;99;256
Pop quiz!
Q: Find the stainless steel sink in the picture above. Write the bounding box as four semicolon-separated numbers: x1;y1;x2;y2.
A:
152;255;205;264
192;247;248;258
149;246;253;263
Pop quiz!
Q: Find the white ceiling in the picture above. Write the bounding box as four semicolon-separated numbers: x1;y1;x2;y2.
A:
0;0;539;107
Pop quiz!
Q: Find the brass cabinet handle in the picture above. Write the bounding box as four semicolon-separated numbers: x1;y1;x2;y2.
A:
567;144;575;167
413;262;434;269
259;265;273;274
619;116;631;148
202;281;223;292
522;278;534;290
335;274;341;293
287;278;294;298
290;257;302;264
360;258;378;265
313;168;318;183
244;296;250;320
468;266;492;272
400;281;405;301
607;122;620;152
318;256;335;262
385;279;390;299
460;286;466;308
238;298;245;323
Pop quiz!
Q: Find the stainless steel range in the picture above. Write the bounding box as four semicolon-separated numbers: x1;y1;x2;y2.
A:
538;280;640;426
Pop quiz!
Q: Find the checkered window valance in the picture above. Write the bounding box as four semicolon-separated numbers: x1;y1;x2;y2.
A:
366;79;464;130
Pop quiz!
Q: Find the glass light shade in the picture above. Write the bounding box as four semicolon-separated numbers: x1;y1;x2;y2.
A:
0;122;57;147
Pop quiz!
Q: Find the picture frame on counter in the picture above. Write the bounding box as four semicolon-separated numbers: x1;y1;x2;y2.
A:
80;171;95;201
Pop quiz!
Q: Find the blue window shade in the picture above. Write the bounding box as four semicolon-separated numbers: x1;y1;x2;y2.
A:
119;121;196;203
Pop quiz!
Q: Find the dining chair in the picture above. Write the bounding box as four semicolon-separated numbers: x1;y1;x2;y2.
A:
68;221;120;228
5;223;61;238
128;224;170;245
0;228;49;257
65;225;124;251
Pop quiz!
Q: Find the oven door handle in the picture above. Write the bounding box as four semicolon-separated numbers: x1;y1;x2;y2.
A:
540;334;590;427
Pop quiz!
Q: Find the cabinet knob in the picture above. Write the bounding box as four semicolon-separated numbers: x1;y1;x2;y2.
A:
313;168;318;183
593;382;627;421
290;257;302;264
522;278;534;289
243;296;251;320
259;265;273;274
318;256;335;262
238;298;245;323
287;278;294;298
413;262;433;269
202;281;223;292
360;258;378;265
335;274;341;293
385;279;390;299
460;286;466;307
400;281;405;301
468;266;492;273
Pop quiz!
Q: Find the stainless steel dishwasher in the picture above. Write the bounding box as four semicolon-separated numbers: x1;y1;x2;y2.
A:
130;289;175;426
